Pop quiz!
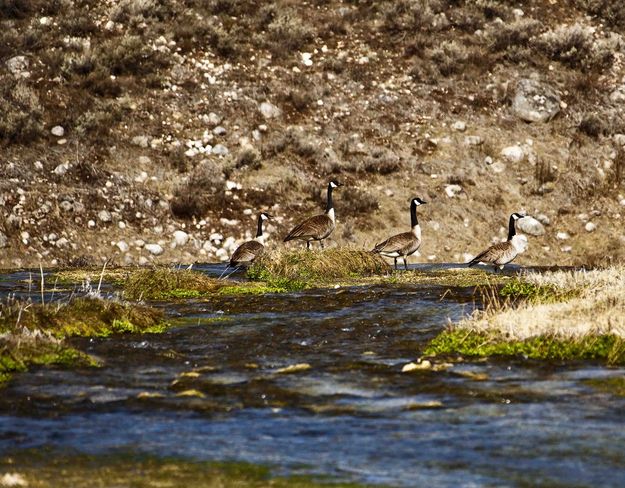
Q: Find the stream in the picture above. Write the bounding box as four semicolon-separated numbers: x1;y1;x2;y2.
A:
0;264;624;487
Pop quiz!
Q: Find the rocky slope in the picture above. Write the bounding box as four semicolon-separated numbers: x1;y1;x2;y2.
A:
2;0;625;269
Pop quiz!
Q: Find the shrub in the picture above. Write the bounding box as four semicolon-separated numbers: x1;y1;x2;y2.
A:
340;187;379;216
0;79;44;144
170;160;226;219
427;40;469;76
534;23;613;71
266;10;314;57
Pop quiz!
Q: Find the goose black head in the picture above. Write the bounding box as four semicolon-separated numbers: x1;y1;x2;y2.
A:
329;180;343;189
412;197;427;206
260;212;273;220
511;212;525;220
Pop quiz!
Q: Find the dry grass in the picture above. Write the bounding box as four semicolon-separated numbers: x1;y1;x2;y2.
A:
248;248;390;286
460;266;625;340
123;268;225;300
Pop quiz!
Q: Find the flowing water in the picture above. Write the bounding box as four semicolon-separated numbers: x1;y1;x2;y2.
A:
1;264;624;487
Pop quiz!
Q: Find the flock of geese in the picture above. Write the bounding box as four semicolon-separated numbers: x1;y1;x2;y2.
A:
228;180;529;273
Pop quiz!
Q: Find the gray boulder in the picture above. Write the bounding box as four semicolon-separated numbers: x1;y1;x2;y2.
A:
512;79;561;123
517;216;545;236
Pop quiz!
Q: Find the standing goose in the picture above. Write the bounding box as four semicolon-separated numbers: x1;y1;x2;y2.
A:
372;197;427;270
229;212;272;267
283;180;343;249
468;212;527;271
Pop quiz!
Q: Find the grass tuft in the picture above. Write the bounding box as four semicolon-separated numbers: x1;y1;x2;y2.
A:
123;268;225;300
247;249;390;289
424;329;625;364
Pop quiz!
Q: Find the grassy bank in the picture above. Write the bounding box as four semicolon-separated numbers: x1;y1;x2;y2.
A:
425;266;625;364
0;296;166;384
0;451;366;488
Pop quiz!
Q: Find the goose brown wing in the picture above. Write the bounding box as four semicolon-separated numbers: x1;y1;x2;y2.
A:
283;214;333;241
468;241;511;266
372;232;416;254
230;240;264;265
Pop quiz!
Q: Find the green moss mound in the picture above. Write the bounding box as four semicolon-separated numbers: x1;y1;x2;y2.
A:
424;328;625;364
499;279;579;303
0;296;167;385
248;249;390;289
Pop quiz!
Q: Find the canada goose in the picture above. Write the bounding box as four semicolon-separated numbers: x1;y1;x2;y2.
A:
283;180;343;249
229;212;272;267
468;212;527;271
372;197;426;270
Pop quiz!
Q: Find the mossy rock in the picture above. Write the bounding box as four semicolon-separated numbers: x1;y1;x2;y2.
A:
424;328;625;364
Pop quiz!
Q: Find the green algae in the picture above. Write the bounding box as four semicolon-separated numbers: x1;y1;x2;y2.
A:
0;451;371;488
583;376;625;396
424;328;625;364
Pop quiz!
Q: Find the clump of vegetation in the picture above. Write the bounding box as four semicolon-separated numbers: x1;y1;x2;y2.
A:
170;161;227;219
424;329;625;364
0;295;166;384
425;266;625;364
0;79;44;144
123;268;225;300
498;279;579;303
0;451;367;488
248;249;390;289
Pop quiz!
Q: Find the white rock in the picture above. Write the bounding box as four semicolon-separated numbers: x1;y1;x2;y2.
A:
556;231;570;240
98;210;112;222
131;135;150;148
452;121;466;132
53;162;70;176
225;180;242;190
88;220;96;228
501;145;525;163
259;101;281;119
585;222;596;232
134;171;149;183
512;78;561;123
536;214;550;225
173;230;189;246
145;243;164;255
134;239;145;248
6;56;30;78
561;245;572;253
212;144;229;156
490;161;506;173
212;126;227;136
464;135;483;146
516;216;545;236
51;125;65;137
0;472;27;487
116;240;130;252
0;231;8;248
55;237;69;248
445;184;463;198
138;256;150;265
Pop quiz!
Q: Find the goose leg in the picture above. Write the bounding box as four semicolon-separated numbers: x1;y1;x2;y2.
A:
307;241;311;250
404;257;408;271
320;240;325;250
394;257;398;270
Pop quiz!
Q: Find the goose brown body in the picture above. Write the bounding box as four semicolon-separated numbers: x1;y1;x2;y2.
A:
468;213;526;271
284;181;342;249
372;198;426;270
229;212;271;267
229;240;264;266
